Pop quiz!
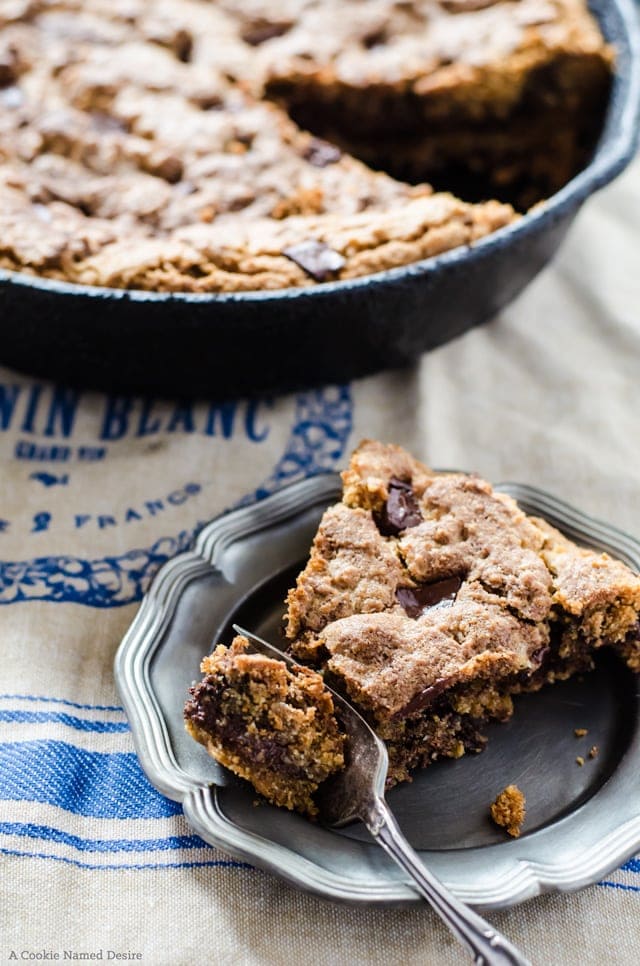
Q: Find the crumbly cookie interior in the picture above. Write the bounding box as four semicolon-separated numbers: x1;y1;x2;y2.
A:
184;636;345;816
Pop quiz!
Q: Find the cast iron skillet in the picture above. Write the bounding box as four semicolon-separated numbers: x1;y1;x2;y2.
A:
1;0;639;400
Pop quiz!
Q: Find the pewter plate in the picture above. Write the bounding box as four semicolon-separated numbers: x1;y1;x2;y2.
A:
115;475;640;909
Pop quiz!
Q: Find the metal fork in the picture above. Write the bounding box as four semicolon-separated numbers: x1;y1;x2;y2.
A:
234;625;530;966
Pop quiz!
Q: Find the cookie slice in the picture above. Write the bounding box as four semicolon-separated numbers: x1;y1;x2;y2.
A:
285;441;640;783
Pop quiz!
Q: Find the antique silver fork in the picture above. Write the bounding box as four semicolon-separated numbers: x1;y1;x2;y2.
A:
234;625;530;966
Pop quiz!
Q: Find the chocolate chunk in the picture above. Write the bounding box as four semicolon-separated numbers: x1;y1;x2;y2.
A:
396;575;463;618
362;28;389;49
396;677;452;718
241;20;292;46
531;645;550;666
304;138;342;168
153;154;184;184
625;621;640;644
0;56;17;88
184;678;223;730
172;28;193;63
441;0;497;12
282;239;346;282
377;477;422;536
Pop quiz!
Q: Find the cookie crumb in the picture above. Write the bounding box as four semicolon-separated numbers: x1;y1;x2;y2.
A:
589;745;599;759
576;756;585;766
490;785;526;838
574;728;588;737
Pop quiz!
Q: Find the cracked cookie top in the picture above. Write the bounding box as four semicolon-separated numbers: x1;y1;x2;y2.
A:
0;0;610;292
285;441;640;722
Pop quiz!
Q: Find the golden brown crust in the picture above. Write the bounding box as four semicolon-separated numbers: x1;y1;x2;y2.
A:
258;0;612;113
0;0;612;292
341;439;437;511
533;516;640;633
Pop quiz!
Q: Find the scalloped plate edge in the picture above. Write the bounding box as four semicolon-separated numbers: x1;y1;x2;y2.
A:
115;475;640;908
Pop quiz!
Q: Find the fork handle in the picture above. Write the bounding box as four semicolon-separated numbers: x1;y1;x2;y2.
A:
366;798;531;966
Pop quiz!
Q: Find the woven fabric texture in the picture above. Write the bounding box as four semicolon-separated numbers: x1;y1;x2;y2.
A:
1;158;639;966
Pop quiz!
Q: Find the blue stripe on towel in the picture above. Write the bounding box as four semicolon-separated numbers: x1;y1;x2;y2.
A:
0;710;129;733
599;880;640;894
0;846;251;872
0;693;124;713
0;741;180;818
0;822;204;854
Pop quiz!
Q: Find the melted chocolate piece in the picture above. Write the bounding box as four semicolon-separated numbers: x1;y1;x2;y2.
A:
395;677;452;718
376;476;422;536
0;57;17;87
441;0;498;12
531;645;550;666
184;678;222;729
155;155;184;184
396;575;463;618
236;732;309;779
282;239;346;282
625;621;640;644
172;28;194;63
241;20;292;46
185;678;310;779
304;138;342;168
362;27;389;49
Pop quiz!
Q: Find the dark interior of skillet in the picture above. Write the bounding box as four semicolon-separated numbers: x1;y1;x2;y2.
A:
273;62;611;212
